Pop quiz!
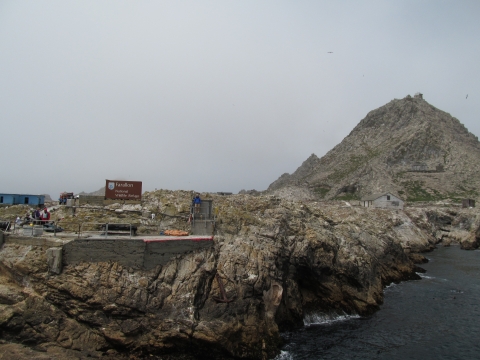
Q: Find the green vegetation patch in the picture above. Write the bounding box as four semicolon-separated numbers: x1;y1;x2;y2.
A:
446;187;479;202
334;193;360;201
313;187;330;199
327;149;381;183
401;180;443;202
398;179;478;202
392;171;406;182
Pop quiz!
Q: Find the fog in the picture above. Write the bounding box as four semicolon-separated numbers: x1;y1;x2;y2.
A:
1;1;479;198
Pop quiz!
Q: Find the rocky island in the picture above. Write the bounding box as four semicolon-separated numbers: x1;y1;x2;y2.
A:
1;95;479;359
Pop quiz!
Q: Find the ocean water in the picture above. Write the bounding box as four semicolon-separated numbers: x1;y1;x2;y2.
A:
277;246;480;360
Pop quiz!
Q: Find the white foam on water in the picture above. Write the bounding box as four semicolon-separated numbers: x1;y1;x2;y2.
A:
450;289;464;294
303;311;360;326
274;350;293;360
417;273;434;279
384;282;399;291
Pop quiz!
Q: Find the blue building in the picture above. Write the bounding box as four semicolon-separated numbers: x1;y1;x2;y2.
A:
0;194;45;206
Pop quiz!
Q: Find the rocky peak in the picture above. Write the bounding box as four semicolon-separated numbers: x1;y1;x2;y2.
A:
268;154;319;191
268;95;480;202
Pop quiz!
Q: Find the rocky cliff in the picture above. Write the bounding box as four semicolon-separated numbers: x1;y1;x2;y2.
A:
2;191;479;359
268;94;480;202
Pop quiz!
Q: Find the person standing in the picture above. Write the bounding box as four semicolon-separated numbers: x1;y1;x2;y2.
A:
32;207;41;224
41;207;51;225
194;194;202;214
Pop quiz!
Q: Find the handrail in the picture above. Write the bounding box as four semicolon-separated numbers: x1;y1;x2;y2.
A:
79;222;136;239
0;220;11;232
8;220;59;235
190;211;216;236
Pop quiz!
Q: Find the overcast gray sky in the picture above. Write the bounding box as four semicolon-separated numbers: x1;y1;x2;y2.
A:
1;1;479;198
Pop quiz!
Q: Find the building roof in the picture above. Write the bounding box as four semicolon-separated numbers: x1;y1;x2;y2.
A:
361;192;402;201
0;193;45;197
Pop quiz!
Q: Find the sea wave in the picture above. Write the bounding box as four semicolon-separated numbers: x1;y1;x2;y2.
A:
417;272;435;279
303;311;360;326
384;282;399;290
274;350;293;360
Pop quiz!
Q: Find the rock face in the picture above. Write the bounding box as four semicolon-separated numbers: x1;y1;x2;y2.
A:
405;204;480;250
1;192;479;359
268;95;480;202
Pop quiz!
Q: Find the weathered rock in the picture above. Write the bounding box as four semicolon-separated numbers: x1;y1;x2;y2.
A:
0;201;412;359
405;205;480;251
1;193;480;359
459;233;480;250
46;248;62;274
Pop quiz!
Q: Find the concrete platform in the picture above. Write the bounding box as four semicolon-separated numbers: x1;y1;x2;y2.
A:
143;235;213;243
62;235;215;270
1;232;215;271
3;234;71;248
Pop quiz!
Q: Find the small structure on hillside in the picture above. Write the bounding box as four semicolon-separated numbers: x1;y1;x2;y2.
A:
0;194;45;207
361;193;404;210
408;163;444;173
462;199;475;208
414;92;423;99
411;163;427;172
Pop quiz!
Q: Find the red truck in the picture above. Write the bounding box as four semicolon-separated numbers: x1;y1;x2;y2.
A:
59;192;74;205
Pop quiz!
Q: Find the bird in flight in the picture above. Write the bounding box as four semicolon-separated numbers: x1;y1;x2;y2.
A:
327;51;333;53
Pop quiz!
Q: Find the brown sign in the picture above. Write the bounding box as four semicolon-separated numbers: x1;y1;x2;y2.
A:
105;180;142;200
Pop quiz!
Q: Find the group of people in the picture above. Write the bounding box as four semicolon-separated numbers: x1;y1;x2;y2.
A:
18;207;51;225
58;192;75;205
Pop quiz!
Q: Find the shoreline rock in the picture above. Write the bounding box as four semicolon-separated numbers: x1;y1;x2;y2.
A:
1;194;479;359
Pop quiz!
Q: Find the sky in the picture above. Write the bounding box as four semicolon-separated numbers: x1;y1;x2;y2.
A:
1;1;479;198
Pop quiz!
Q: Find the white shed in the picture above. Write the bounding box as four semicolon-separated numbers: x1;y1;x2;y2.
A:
361;193;404;210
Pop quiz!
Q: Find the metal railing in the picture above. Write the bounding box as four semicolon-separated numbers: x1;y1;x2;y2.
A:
0;221;11;232
190;210;216;236
0;218;56;236
79;222;136;239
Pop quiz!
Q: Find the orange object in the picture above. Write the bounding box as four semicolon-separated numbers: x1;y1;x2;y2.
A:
163;229;189;236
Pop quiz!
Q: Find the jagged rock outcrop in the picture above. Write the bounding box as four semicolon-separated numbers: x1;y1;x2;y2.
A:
268;95;480;202
0;194;436;359
1;192;479;359
405;204;480;250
